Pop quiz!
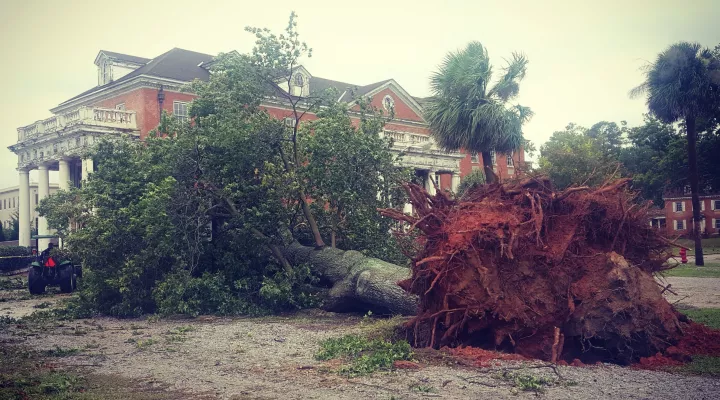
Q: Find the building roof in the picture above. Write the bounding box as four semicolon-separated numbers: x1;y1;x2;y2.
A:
60;48;215;106
663;193;720;200
98;50;151;65
57;49;419;114
307;76;394;102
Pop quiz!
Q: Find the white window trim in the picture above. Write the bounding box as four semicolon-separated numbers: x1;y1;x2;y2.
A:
507;151;514;167
713;218;719;229
284;117;297;127
701;200;705;211
674;201;685;213
173;101;189;121
115;103;126;111
490;151;497;166
713;200;720;211
674;219;686;231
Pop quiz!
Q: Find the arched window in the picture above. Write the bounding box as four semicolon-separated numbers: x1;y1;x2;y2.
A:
383;95;395;111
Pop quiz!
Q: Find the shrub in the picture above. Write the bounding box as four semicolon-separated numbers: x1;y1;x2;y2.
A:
0;246;31;272
457;169;486;197
153;270;243;317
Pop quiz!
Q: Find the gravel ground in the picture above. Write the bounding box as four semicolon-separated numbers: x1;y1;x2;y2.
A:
2;275;720;399
660;276;720;308
1;309;719;399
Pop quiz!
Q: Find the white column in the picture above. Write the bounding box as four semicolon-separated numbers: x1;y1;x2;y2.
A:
451;172;461;193
58;159;71;191
403;203;413;215
425;170;437;196
37;165;50;250
18;170;31;248
81;157;94;182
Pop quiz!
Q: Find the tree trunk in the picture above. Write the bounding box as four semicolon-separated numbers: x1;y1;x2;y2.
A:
481;151;498;184
282;241;417;315
686;116;705;266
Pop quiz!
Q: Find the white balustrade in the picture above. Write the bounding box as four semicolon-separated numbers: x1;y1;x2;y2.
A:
384;130;434;147
16;107;137;143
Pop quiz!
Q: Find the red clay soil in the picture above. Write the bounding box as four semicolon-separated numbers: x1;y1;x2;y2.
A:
637;322;720;369
381;177;691;365
445;346;526;367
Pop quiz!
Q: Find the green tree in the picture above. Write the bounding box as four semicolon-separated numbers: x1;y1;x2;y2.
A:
425;42;532;183
298;100;411;262
538;123;617;189
631;42;720;265
620;115;685;207
39;14;414;316
586;121;627;161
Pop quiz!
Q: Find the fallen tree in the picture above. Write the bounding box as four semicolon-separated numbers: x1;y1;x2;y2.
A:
283;242;416;315
379;177;687;364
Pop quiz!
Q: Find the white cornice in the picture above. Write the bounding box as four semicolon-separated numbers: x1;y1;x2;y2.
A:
51;75;191;114
664;195;720;200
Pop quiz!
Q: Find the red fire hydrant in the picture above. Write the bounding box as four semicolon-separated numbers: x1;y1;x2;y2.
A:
680;248;688;264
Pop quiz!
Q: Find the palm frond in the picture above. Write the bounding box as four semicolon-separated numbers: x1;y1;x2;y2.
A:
632;41;720;123
426;42;531;155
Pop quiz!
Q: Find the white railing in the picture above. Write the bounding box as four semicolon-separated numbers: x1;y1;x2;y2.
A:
17;106;137;141
383;130;434;147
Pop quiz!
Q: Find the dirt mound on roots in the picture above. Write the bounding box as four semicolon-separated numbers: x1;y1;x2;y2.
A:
381;177;685;365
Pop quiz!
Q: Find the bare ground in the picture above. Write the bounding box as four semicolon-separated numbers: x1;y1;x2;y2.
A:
660;276;720;309
1;280;720;399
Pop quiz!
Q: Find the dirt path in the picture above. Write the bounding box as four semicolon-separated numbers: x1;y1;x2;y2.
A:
661;277;720;309
1;309;719;399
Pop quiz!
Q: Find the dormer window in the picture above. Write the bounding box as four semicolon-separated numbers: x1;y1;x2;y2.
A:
294;73;304;87
292;73;305;97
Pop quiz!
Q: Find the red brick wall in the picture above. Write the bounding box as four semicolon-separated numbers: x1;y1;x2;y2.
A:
367;88;423;122
93;88;197;139
93;87;526;186
664;198;720;236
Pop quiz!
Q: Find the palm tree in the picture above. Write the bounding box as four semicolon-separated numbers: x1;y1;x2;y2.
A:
425;42;533;183
631;42;720;266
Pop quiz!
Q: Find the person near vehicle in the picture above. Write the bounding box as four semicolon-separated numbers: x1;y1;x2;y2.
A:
40;242;55;261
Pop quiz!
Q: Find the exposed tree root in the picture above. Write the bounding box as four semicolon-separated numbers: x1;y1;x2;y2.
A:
380;177;688;365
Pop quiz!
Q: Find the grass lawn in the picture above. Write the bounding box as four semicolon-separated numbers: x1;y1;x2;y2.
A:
663;263;720;278
674;309;720;376
682;308;720;329
674;237;720;256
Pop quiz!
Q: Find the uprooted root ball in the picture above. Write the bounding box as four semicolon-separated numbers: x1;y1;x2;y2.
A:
381;177;687;365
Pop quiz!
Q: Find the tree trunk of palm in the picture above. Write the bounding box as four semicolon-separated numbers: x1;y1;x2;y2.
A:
481;151;498;184
686;116;705;266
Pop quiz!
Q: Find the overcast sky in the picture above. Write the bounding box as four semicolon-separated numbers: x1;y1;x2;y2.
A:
1;0;718;188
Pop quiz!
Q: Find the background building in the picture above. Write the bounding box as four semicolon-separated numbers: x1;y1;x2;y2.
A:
0;183;59;234
7;48;526;248
662;194;720;237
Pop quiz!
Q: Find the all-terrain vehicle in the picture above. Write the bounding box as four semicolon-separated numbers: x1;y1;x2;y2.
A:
27;235;82;295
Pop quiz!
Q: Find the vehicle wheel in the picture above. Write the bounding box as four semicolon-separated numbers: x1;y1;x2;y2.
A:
28;268;46;295
60;266;76;293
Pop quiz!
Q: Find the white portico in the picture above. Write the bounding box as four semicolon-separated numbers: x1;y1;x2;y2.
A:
8;107;139;248
382;129;464;214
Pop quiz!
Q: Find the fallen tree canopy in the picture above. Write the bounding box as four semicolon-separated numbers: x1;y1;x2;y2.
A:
380;177;688;365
